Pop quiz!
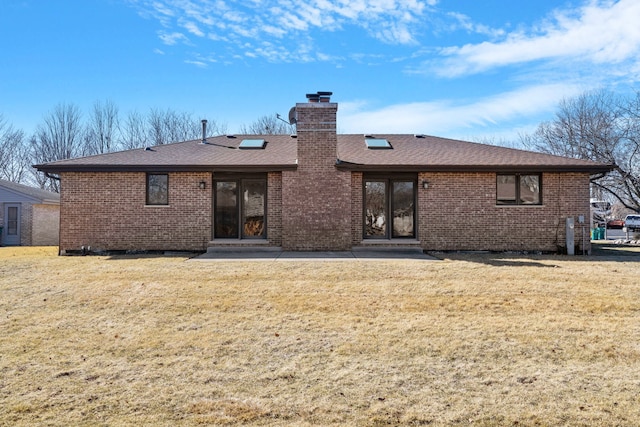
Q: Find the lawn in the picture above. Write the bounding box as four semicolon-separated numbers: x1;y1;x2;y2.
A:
1;246;639;426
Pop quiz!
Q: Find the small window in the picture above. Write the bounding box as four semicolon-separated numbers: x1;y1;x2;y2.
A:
239;139;266;149
147;173;168;205
497;174;541;205
365;138;392;149
7;206;18;235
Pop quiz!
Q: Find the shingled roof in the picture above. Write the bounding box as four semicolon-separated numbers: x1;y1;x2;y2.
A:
0;178;60;203
336;134;613;172
34;134;613;174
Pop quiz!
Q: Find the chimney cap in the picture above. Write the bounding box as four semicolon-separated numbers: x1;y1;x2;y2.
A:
306;91;333;103
306;91;333;99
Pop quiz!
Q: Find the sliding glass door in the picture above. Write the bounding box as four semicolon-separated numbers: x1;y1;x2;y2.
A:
214;178;266;239
364;177;416;239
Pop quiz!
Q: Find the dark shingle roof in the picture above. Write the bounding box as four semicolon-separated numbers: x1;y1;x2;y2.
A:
34;134;613;174
336;134;613;172
34;135;298;173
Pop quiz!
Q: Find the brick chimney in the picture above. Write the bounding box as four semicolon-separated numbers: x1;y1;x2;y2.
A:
281;92;352;250
296;92;338;169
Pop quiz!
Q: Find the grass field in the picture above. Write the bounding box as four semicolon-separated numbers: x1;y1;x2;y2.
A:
1;246;639;426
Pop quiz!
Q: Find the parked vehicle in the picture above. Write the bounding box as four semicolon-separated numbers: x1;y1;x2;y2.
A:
607;219;625;229
624;214;640;232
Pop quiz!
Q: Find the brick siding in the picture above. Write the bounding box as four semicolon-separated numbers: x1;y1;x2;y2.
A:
0;202;52;246
416;171;591;253
350;172;363;245
20;203;32;246
59;172;211;252
266;171;283;246
31;204;60;245
281;102;352;250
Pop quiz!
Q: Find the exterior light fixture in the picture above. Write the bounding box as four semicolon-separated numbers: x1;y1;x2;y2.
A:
199;181;206;190
422;181;430;189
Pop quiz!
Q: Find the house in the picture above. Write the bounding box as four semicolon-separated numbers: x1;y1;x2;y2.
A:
35;92;612;255
0;179;60;246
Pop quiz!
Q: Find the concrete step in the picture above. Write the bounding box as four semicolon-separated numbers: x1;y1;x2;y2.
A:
353;240;423;252
206;242;282;254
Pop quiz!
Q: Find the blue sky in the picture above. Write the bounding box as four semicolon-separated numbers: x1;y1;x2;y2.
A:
2;0;640;143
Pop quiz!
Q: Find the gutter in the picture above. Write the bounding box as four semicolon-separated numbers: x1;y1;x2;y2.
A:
335;160;616;174
34;164;299;174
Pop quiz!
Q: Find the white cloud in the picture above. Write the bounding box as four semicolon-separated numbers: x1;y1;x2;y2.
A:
131;0;640;74
158;30;189;45
446;12;505;38
339;83;583;136
185;59;208;68
131;0;434;53
434;0;640;76
180;19;205;37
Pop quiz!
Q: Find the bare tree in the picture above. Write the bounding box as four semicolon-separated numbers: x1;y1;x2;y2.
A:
0;114;29;183
239;113;295;135
147;108;227;145
31;103;84;192
119;110;148;150
521;89;640;212
203;117;227;137
147;108;173;146
20;101;229;188
85;99;120;154
617;91;640;210
147;108;197;145
471;135;523;149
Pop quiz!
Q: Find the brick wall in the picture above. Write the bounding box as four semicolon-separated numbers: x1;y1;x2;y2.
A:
267;172;283;246
20;203;32;246
31;204;60;246
350;172;363;245
416;171;591;252
346;171;590;252
281;101;352;250
59;172;212;252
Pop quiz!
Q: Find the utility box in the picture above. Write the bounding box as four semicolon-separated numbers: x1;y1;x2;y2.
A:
566;217;575;256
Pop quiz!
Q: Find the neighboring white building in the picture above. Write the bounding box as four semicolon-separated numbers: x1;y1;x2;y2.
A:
0;179;60;246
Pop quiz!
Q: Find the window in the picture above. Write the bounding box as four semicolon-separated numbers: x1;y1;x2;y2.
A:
7;206;18;235
364;177;416;238
146;173;168;205
365;138;392;149
497;174;541;205
239;139;266;149
214;178;267;239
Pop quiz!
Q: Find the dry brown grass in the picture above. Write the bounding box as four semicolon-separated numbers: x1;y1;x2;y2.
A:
1;246;639;426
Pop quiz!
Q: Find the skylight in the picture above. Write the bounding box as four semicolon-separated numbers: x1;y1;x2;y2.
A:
365;138;392;149
239;139;266;149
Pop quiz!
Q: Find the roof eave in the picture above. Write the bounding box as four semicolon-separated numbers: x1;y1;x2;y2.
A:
34;164;298;173
335;162;615;174
41;199;61;205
